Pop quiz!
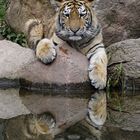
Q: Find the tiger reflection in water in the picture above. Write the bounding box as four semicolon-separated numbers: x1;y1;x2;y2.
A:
22;91;106;139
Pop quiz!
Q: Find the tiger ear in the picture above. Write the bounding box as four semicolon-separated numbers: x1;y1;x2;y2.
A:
50;0;64;11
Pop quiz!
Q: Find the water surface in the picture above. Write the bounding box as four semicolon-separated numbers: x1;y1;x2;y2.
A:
0;88;139;140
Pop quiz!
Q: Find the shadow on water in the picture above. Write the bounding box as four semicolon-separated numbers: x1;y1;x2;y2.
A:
0;88;140;140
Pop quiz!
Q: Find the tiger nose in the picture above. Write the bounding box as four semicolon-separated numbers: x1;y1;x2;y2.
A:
70;20;80;33
69;9;81;33
71;26;80;33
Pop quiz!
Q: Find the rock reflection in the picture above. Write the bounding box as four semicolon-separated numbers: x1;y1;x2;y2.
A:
4;89;107;140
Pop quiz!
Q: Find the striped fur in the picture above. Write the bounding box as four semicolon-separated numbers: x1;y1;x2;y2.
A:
25;0;107;89
86;91;107;129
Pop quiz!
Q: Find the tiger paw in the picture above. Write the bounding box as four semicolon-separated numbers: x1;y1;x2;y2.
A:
86;92;107;129
35;112;56;135
24;112;56;138
88;61;107;89
36;38;57;64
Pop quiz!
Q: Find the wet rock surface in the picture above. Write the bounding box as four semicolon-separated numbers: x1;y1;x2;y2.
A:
106;38;140;90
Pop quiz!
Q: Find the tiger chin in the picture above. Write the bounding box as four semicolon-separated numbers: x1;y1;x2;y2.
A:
25;0;108;90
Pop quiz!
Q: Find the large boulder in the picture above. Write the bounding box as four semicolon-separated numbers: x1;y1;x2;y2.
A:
96;0;140;46
0;40;90;91
6;0;55;34
106;38;140;90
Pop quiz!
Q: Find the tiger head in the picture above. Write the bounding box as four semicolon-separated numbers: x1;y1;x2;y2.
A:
55;0;99;42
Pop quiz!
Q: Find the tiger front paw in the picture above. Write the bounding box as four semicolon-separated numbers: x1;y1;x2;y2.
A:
88;61;107;90
36;39;57;64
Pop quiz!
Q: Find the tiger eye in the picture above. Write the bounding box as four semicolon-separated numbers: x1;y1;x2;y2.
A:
63;6;71;17
78;5;87;17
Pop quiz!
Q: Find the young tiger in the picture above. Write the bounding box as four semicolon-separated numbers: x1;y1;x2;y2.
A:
25;0;107;89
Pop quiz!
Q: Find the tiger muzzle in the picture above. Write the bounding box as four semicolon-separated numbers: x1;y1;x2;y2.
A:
69;8;81;33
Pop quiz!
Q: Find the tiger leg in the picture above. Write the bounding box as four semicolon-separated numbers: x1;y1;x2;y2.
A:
25;19;44;49
87;46;107;89
25;19;57;64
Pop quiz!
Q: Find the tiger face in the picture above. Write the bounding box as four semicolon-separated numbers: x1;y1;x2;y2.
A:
55;0;99;42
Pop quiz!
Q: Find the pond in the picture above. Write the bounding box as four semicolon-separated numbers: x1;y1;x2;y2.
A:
0;88;140;140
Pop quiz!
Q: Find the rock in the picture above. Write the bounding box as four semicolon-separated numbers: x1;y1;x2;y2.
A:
19;89;89;127
106;38;140;90
95;0;140;46
0;88;107;139
101;93;140;140
0;89;30;119
0;39;140;90
55;94;140;140
0;88;140;139
0;40;90;91
0;88;90;140
0;35;4;40
6;0;140;46
0;120;4;140
6;0;55;33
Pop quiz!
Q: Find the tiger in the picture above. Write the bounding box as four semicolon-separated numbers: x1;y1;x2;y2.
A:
25;0;108;90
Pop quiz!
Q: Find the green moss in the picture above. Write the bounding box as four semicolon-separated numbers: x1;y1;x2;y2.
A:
0;0;28;47
107;63;125;90
106;63;127;114
0;0;6;20
0;21;28;47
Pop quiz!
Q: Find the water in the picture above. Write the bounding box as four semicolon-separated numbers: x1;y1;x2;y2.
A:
0;88;140;140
